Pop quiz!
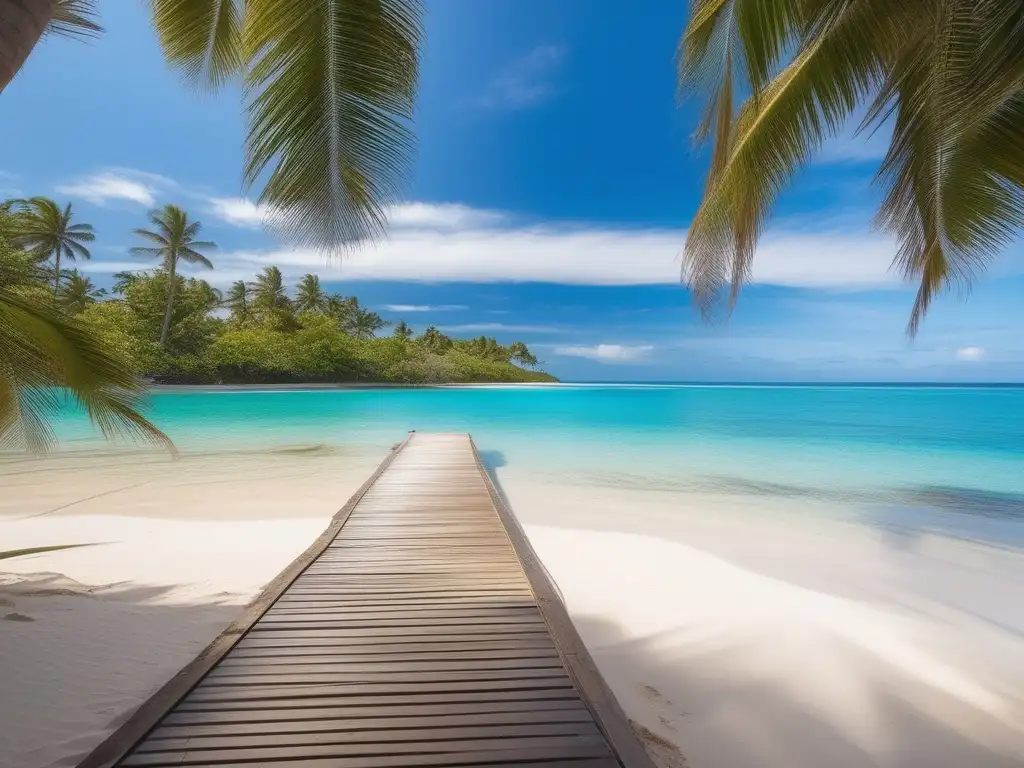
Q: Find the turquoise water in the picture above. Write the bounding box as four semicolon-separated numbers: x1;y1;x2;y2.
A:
36;384;1024;544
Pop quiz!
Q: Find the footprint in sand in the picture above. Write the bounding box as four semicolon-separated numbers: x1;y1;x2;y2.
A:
3;613;34;622
633;685;689;768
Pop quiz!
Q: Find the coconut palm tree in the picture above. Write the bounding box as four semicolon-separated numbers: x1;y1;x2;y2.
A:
392;320;413;341
0;281;171;454
3;0;421;255
295;273;328;314
13;197;94;295
224;280;253;324
58;269;105;314
509;341;537;368
131;205;215;348
349;308;389;340
253;266;291;313
679;0;1024;335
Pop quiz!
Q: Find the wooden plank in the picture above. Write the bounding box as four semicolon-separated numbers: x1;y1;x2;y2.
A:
159;705;594;730
76;433;649;768
120;735;612;766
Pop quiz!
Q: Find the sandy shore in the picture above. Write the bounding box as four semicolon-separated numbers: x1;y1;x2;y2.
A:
3;447;1024;768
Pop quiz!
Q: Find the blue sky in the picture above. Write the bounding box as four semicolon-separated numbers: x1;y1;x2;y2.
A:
2;0;1022;382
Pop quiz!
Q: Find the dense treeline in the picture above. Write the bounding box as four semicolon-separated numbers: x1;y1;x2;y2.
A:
1;199;554;386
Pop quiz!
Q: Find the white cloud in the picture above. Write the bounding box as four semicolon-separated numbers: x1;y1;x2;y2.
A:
56;171;159;206
442;323;559;334
956;346;985;361
208;197;272;228
389;202;505;230
554;344;655;363
478;45;566;111
383;304;467;312
83;201;916;290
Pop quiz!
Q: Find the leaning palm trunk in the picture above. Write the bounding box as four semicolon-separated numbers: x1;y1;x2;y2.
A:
0;0;58;92
160;258;177;348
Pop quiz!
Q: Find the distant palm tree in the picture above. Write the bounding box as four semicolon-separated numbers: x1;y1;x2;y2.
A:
509;341;537;368
224;280;253;324
392;320;413;341
111;270;139;295
295;273;327;314
0;285;171;453
679;0;1024;335
326;294;359;329
253;266;292;312
5;0;422;256
418;325;452;354
349;308;389;340
13;197;94;295
131;205;215;347
59;268;105;314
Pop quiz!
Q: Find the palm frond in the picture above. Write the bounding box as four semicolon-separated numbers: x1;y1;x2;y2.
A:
0;289;174;453
46;1;103;41
873;1;1024;335
132;228;170;246
682;0;908;317
241;0;423;254
0;544;96;561
151;0;244;89
179;249;214;268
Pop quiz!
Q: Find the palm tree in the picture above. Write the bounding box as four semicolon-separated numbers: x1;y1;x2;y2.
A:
224;280;253;324
13;197;94;295
326;294;359;329
58;268;105;314
4;1;422;255
418;325;452;354
253;266;291;313
509;341;537;368
392;320;413;341
0;283;171;454
679;0;1024;335
349;308;389;340
131;205;215;347
111;270;139;295
295;273;327;314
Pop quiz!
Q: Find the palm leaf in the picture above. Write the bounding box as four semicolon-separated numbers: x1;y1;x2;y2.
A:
0;544;96;561
240;0;423;254
0;289;174;454
46;0;103;41
150;0;244;89
681;0;911;317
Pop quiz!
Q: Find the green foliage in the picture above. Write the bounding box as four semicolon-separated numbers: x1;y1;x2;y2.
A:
132;204;216;347
392;320;413;341
10;197;95;294
417;325;453;354
679;0;1024;335
0;235;171;453
58;269;106;314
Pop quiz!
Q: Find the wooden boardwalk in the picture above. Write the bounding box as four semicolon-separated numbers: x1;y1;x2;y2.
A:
79;433;653;768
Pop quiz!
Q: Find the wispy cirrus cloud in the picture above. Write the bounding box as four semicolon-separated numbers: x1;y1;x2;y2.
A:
383;304;468;312
442;323;560;334
208;197;271;228
83;199;917;291
55;167;176;207
956;346;985;361
478;45;567;111
554;344;655;363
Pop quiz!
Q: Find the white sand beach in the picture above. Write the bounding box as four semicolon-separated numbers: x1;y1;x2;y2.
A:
3;447;1024;768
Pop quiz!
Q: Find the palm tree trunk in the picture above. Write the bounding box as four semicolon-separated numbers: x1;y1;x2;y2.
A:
52;248;60;297
160;257;177;348
0;0;59;93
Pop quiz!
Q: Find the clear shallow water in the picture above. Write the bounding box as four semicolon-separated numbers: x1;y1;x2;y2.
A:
38;384;1024;544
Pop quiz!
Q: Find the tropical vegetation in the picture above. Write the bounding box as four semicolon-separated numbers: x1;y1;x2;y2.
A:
1;199;553;398
679;0;1024;334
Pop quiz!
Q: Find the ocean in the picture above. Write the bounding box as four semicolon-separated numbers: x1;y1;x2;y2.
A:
37;383;1024;550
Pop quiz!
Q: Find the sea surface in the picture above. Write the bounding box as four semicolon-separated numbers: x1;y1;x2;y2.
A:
30;383;1024;549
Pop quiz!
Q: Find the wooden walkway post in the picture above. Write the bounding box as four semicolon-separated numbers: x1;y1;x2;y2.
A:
78;433;655;768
